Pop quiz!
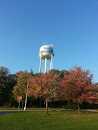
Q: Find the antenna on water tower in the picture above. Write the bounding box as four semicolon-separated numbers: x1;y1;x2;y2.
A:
39;44;54;73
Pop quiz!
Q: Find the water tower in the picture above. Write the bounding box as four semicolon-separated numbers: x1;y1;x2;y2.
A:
39;44;54;73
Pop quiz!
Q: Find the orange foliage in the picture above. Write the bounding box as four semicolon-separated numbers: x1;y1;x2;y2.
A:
59;66;98;104
28;72;59;101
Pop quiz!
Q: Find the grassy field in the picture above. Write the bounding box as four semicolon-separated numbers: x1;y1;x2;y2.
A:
0;111;98;130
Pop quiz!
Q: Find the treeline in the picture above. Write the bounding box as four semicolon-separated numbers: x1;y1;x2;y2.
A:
0;66;98;110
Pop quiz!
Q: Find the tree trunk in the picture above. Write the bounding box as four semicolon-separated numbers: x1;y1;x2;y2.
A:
22;101;24;109
46;100;48;115
77;102;80;112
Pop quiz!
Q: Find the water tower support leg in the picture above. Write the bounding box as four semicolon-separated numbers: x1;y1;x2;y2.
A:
50;59;51;70
50;55;53;70
39;57;41;73
45;58;47;73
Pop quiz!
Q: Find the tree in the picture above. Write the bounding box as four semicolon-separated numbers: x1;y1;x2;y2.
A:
0;67;10;106
34;73;39;77
86;83;98;104
49;69;69;80
6;74;17;106
59;70;69;79
28;71;59;115
49;69;60;74
30;68;33;76
59;66;97;112
12;71;30;108
0;67;17;106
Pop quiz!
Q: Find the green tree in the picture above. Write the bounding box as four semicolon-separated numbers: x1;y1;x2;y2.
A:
12;71;30;108
7;74;17;106
0;67;17;106
59;70;69;79
0;67;9;106
49;69;60;74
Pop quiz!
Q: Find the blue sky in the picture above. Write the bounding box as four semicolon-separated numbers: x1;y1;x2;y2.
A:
0;0;98;82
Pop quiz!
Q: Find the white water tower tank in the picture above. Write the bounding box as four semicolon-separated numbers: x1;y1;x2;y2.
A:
39;45;54;60
39;44;54;73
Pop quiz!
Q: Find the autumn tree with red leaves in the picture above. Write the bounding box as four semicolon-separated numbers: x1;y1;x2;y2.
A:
59;66;98;112
28;72;59;115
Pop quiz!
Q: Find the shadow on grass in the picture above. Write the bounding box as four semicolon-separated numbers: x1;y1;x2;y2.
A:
59;109;77;112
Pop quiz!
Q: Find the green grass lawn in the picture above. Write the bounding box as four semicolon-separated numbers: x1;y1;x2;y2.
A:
0;111;98;130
